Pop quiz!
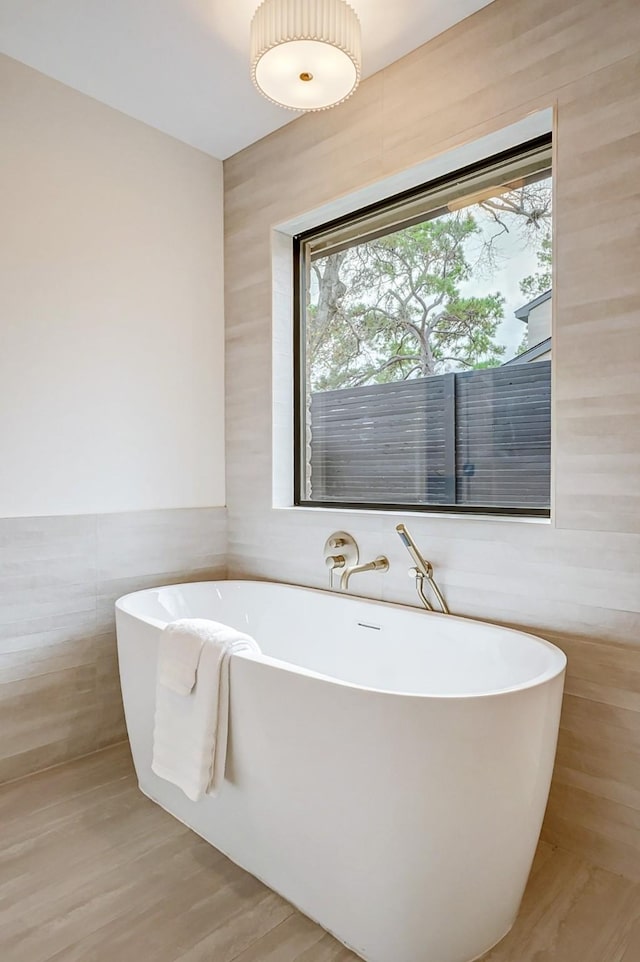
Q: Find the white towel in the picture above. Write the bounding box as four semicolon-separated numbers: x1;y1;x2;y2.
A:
152;619;260;801
157;618;209;695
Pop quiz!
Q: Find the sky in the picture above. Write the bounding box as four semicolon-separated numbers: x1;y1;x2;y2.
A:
458;186;551;360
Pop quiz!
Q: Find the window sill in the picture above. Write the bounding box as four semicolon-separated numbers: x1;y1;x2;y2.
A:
274;505;552;525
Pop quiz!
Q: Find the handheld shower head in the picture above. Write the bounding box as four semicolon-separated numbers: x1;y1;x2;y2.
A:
396;524;411;548
395;524;431;578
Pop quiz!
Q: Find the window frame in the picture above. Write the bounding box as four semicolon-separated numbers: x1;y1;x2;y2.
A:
293;133;553;519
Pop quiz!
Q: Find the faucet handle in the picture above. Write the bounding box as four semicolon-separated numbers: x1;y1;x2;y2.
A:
323;531;359;589
325;553;346;589
325;554;346;569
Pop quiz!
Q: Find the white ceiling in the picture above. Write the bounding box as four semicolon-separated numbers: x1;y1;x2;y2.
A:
0;0;495;159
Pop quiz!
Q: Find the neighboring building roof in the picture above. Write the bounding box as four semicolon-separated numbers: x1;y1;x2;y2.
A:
514;288;552;322
503;337;552;365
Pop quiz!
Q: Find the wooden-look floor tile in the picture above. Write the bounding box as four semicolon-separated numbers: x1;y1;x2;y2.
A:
228;913;327;962
481;846;640;961
295;933;360;962
621;919;640;962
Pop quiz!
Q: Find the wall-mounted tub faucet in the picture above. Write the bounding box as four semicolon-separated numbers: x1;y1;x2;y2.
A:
340;556;389;591
323;531;389;590
396;523;450;615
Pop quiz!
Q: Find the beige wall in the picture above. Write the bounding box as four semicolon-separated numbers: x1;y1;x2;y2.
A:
224;0;640;880
527;298;552;349
0;56;227;781
0;507;226;783
0;53;225;517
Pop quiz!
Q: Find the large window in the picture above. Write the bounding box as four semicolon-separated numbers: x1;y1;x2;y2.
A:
294;136;553;516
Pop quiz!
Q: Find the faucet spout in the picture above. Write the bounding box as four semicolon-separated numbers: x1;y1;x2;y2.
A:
340;556;389;591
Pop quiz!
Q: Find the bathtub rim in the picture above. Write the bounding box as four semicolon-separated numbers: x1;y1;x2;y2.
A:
115;578;567;701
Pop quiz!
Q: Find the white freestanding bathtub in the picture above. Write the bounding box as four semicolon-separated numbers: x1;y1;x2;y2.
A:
115;580;566;962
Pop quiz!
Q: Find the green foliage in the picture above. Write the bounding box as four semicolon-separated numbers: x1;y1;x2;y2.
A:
308;213;505;390
520;235;552;299
306;179;552;391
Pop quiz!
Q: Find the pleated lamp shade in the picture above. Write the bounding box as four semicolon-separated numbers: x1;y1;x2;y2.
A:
250;0;362;111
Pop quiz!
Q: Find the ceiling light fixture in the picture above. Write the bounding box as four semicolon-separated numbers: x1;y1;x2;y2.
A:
250;0;361;112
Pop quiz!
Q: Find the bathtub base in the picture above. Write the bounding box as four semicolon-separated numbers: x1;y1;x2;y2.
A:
136;754;533;962
138;780;518;962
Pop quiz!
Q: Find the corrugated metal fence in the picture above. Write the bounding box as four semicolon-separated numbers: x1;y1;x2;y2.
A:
309;361;551;508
